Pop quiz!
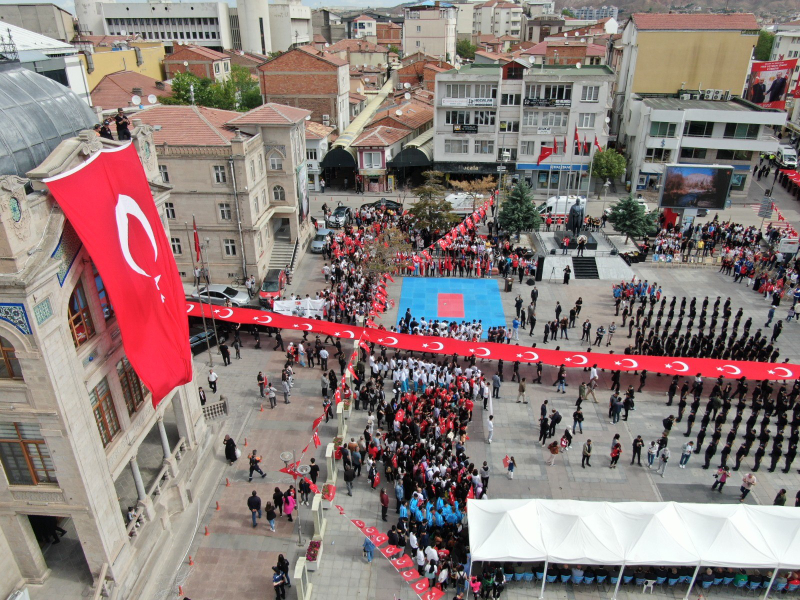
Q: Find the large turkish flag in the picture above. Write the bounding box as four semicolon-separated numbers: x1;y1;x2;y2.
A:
46;144;192;405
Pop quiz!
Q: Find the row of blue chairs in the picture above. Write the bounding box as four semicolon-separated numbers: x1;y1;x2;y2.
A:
498;571;800;596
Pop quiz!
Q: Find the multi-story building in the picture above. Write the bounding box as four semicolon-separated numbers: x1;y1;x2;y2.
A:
433;61;615;194
305;121;335;191
163;44;231;82
312;9;346;46
97;1;232;50
0;2;76;42
523;39;608;66
472;1;523;40
135;103;312;282
352;14;377;39
2;22;92;106
0;65;208;600
522;0;556;17
769;19;800;114
624;94;785;196
403;1;458;62
377;21;402;50
569;5;619;20
257;47;351;132
324;39;390;68
614;13;759;138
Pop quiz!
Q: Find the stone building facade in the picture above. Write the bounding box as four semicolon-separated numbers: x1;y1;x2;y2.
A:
0;124;211;599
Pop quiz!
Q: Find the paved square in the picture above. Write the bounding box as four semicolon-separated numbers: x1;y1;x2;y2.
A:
396;277;506;333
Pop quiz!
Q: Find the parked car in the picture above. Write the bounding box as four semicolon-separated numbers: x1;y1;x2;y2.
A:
604;199;651;216
327;206;352;228
310;228;333;253
537;195;587;218
191;284;250;307
189;327;217;354
445;192;486;215
259;269;285;307
361;198;403;212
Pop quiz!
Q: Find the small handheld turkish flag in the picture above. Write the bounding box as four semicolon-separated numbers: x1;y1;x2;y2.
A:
503;455;510;468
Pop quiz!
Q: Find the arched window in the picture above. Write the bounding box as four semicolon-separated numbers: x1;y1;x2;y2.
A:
0;336;22;380
117;356;148;416
68;281;95;348
273;185;286;202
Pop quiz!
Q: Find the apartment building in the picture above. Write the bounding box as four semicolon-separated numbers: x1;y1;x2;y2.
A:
433;61;614;195
625;94;786;196
472;0;523;40
257;47;351;132
163;44;231;82
403;1;458;62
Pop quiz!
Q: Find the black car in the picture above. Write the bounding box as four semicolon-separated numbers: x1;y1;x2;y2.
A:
361;198;403;213
189;327;217;355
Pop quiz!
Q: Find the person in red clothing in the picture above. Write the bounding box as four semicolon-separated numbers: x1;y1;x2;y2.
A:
380;488;390;521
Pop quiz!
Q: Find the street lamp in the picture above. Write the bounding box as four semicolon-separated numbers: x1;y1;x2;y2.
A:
602;179;611;215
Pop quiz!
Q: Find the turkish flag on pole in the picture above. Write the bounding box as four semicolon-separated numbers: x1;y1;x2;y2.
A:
45;144;192;405
594;135;603;152
193;216;201;263
537;146;554;165
574;126;580;154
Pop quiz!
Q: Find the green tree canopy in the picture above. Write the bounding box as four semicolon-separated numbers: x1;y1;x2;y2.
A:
498;181;541;236
388;44;401;56
456;38;477;60
409;171;461;232
159;65;262;111
591;148;627;183
606;195;657;243
754;30;775;61
561;8;576;17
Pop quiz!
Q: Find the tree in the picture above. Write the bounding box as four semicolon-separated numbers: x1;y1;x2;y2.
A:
229;64;263;111
606;195;657;243
498;181;541;236
159;66;262;111
449;175;496;211
591;149;627;193
363;227;413;276
754;30;775;61
409;171;461;232
456;38;477;60
388;44;401;56
561;8;576;17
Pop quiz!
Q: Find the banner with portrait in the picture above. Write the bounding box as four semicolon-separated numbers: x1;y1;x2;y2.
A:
747;60;797;109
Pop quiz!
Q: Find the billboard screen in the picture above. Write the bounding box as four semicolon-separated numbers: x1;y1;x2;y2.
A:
659;164;734;210
747;59;797;109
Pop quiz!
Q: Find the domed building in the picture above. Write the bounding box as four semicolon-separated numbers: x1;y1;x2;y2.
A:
0;65;208;599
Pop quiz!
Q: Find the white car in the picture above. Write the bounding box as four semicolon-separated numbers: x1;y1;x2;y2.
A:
445;192;485;215
604;199;651;216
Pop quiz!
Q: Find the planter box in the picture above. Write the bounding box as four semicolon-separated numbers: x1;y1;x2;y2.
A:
306;542;323;571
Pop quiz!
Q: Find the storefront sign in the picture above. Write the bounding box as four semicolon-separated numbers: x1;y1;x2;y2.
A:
523;98;571;107
453;124;478;134
441;97;496;107
360;169;386;176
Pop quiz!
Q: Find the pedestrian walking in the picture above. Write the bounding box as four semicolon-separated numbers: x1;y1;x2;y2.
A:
208;369;218;393
507;456;517;479
363;536;375;562
655;446;671;477
739;473;757;502
257;372;266;398
547;440;559;466
516;378;527;404
272;566;287;599
380;488;390;521
223;434;238;464
610;442;622;468
582;439;592;468
679;441;693;467
248;450;266;481
487;415;494;443
219;341;231;366
711;466;730;492
247;490;262;528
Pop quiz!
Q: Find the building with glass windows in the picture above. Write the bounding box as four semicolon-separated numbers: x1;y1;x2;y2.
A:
0;64;209;599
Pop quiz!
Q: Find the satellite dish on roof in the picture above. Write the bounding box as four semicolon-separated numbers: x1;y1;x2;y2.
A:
404;92;411;99
183;61;189;66
325;42;330;47
131;95;141;105
404;82;411;89
575;62;582;68
396;110;403;116
580;38;585;42
147;94;157;104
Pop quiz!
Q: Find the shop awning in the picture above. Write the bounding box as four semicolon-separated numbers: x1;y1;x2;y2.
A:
781;168;800;184
320;146;357;169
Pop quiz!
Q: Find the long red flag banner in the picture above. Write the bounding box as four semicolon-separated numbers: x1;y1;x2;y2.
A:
46;145;192;406
187;302;799;381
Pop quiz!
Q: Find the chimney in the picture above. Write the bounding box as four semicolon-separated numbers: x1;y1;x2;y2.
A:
155;81;166;90
132;87;143;95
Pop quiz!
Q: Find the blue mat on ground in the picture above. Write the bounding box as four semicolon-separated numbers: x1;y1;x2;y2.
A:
395;278;507;336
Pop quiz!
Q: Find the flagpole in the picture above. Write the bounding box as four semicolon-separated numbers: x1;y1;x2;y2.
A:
586;144;595;200
568;128;577;199
185;220;215;367
193;215;221;359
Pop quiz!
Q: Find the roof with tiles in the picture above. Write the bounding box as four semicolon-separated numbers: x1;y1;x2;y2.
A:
353;14;376;21
352;125;412;147
305;121;335;140
630;12;757;31
165;44;229;62
91;71;172;108
134;105;242;146
372;101;432;130
226;103;311;126
325;38;390;53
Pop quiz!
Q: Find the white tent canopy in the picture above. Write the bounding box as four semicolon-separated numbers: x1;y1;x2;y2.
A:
468;499;800;569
